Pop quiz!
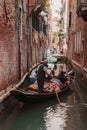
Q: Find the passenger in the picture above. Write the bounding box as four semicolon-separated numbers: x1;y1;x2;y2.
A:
54;65;68;89
37;61;53;93
56;65;67;84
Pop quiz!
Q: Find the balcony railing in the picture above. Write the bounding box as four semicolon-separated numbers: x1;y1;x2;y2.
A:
77;0;87;21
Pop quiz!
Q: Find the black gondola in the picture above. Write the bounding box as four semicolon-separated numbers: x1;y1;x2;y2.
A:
10;70;75;103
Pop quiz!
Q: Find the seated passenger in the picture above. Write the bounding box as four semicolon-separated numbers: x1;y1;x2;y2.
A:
54;65;69;89
56;65;67;84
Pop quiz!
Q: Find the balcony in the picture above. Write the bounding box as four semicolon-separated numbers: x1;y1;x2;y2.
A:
77;0;87;21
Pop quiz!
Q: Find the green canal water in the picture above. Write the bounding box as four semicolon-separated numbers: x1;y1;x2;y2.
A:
0;98;87;130
0;61;87;130
1;101;69;130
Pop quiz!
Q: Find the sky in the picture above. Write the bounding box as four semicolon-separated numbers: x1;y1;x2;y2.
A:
50;0;62;17
50;0;62;32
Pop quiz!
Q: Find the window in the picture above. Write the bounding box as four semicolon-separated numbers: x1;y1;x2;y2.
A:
19;7;22;40
75;30;81;53
69;12;72;27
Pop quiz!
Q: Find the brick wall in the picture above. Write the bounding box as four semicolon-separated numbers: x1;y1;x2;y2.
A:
0;0;19;90
67;0;87;69
0;0;47;91
0;0;30;90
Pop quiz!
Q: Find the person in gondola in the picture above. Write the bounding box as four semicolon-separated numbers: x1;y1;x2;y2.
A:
37;61;53;93
54;65;69;89
57;66;67;84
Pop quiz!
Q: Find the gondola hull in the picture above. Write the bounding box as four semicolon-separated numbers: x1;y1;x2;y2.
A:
11;86;70;103
10;70;75;103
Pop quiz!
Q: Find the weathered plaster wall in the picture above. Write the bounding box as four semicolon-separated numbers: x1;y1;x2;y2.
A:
0;0;19;90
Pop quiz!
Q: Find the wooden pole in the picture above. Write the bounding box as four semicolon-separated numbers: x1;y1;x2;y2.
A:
55;91;60;105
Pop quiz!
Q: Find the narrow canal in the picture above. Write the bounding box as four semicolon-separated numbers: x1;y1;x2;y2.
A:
0;61;87;130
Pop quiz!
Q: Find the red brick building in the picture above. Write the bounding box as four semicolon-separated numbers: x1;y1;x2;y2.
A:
67;0;87;79
0;0;48;100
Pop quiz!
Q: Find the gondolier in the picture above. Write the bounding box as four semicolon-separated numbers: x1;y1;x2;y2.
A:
37;61;53;93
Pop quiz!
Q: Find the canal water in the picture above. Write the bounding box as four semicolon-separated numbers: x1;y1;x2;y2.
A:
0;61;87;130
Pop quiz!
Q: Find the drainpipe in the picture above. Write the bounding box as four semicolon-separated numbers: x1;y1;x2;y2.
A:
81;39;85;71
27;0;30;72
29;16;33;65
27;0;33;71
17;0;21;79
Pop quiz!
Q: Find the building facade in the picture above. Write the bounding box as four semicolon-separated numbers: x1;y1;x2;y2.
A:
0;0;48;100
61;0;68;42
67;0;87;80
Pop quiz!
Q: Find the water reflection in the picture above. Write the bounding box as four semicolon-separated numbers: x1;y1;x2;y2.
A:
44;104;68;130
0;102;69;130
1;100;87;130
0;101;87;130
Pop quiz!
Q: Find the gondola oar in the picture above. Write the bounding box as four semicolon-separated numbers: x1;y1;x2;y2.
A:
55;91;60;104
